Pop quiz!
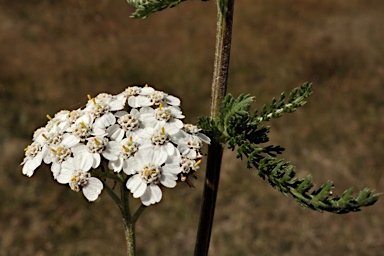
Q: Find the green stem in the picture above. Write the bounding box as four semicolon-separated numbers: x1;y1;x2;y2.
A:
123;220;136;256
195;0;235;255
132;204;147;224
103;181;123;211
119;181;135;255
210;0;235;118
103;178;135;255
100;165;141;255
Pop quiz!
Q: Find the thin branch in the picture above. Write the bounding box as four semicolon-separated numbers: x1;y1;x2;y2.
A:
103;181;123;211
132;204;147;224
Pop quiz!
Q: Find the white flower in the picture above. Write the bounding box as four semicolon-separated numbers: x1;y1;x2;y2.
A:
43;133;80;178
51;109;82;131
72;136;109;169
44;112;67;131
125;86;155;108
32;122;75;164
177;135;203;159
139;127;177;156
34;126;62;146
182;124;211;144
106;109;142;141
147;90;181;107
92;112;116;137
47;145;73;178
179;156;202;186
57;155;103;201
36;126;79;159
84;93;125;117
21;142;47;177
126;148;181;206
103;137;139;173
32;127;48;142
124;86;154;97
33;112;73;144
43;109;83;132
175;124;210;159
60;109;84;129
140;105;184;135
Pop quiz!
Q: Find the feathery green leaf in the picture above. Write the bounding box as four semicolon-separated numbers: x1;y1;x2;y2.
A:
127;0;209;18
199;82;380;214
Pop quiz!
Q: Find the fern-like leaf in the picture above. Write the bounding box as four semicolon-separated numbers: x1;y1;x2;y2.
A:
254;82;312;124
127;0;209;18
201;82;380;214
256;157;380;214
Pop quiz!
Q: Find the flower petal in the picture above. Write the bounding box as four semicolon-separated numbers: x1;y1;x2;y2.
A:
71;144;87;156
83;177;103;201
198;133;211;144
122;158;136;175
92;153;101;169
162;163;182;175
107;125;125;141
133;181;147;198
56;167;73;184
102;141;120;161
140;184;162;206
165;143;175;155
152;150;167;166
75;154;93;171
159;173;177;188
61;134;80;148
127;175;143;191
109;97;126;111
109;158;123;173
51;162;61;179
165;95;180;106
22;153;43;177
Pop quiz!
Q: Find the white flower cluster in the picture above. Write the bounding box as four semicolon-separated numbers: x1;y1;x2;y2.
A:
21;85;210;205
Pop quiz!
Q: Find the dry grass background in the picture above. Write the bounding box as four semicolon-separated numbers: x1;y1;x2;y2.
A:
1;0;384;255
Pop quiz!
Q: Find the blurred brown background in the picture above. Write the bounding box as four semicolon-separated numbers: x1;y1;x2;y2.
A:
1;0;383;255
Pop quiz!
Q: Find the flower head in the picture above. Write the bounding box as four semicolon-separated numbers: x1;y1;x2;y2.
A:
21;85;210;205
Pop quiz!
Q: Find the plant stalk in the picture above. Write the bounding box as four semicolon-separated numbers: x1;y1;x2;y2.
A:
123;220;136;256
120;180;135;255
194;141;224;256
210;0;235;118
194;0;235;255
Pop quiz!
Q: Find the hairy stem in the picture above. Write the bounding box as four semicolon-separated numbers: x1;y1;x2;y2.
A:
195;0;235;255
119;182;135;255
210;0;235;118
124;221;136;256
